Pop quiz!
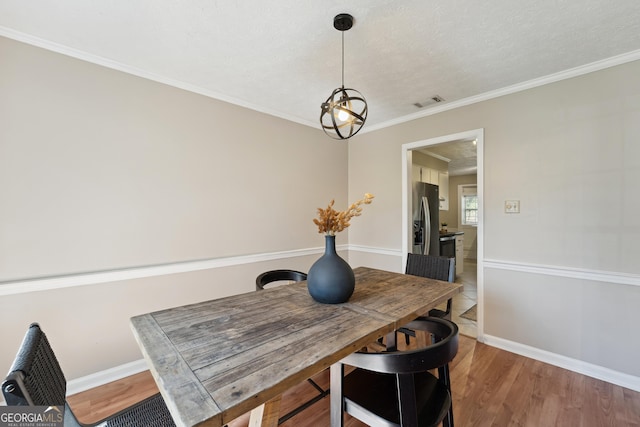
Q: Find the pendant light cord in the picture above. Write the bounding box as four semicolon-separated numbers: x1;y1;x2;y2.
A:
341;31;345;88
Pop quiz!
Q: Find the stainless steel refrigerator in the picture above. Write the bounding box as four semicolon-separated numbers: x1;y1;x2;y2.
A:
412;182;440;256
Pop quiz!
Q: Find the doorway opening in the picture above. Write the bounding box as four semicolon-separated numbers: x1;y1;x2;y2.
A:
401;129;484;340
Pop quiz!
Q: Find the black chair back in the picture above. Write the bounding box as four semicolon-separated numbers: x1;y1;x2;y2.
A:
255;269;307;290
2;323;66;407
3;323;176;427
404;253;455;320
342;317;458;373
337;317;459;427
405;253;455;282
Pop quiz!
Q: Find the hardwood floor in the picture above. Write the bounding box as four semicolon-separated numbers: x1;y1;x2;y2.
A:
68;336;640;426
67;370;159;424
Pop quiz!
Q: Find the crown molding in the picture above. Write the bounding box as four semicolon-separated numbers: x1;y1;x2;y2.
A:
363;49;640;133
0;27;319;129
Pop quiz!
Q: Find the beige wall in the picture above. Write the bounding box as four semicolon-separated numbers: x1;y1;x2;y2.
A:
349;59;640;377
0;37;349;379
0;36;349;282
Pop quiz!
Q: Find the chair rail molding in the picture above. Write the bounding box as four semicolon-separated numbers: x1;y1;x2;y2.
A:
483;258;639;287
0;246;331;296
347;244;402;257
0;244;403;297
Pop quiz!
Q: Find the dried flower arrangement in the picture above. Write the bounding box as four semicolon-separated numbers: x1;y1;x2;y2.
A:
313;193;374;236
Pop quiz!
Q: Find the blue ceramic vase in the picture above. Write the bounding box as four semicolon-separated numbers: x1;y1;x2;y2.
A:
307;235;355;304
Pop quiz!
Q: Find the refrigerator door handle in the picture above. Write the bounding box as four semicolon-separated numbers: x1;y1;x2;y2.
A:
422;196;431;255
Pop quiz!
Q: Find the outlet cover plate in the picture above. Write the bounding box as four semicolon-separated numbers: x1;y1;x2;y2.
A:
505;200;520;213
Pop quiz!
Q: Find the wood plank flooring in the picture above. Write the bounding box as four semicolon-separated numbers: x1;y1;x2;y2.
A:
68;336;640;426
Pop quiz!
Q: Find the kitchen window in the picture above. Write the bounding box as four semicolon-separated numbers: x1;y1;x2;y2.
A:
459;185;478;226
462;195;478;225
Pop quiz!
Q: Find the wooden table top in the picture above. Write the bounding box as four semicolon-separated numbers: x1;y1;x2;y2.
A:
130;266;462;427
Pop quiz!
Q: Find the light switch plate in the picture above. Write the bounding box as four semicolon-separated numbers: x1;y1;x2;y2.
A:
505;200;520;213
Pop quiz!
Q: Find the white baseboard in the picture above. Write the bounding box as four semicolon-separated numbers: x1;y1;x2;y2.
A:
483;334;640;393
66;359;150;397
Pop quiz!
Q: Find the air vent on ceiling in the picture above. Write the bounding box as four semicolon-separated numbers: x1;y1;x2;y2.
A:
413;96;445;108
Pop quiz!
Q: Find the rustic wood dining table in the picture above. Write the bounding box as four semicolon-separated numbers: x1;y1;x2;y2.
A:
130;266;462;427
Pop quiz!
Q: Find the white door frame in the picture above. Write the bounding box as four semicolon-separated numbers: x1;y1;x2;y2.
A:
401;128;485;341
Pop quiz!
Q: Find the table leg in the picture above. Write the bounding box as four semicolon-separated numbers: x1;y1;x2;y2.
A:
249;395;282;427
385;331;397;351
330;363;344;427
415;328;429;348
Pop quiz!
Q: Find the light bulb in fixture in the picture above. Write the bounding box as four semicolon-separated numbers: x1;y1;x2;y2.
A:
335;99;351;122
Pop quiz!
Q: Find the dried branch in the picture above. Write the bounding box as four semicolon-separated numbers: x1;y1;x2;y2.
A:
313;193;374;235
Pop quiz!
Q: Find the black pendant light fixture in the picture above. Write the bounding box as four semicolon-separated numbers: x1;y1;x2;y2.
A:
320;13;368;140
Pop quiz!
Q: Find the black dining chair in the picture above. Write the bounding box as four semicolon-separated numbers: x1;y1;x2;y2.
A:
255;269;308;290
255;269;329;424
405;253;456;320
395;254;456;347
2;323;176;427
332;317;458;427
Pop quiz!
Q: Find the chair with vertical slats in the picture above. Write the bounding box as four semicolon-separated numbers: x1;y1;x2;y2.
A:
405;253;456;319
394;253;457;347
2;323;176;427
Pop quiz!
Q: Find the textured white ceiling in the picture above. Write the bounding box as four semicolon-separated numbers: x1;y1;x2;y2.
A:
2;0;640;134
420;139;478;177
